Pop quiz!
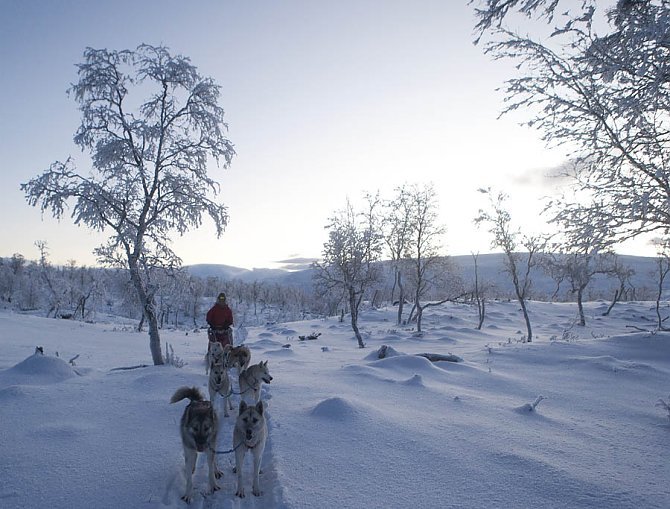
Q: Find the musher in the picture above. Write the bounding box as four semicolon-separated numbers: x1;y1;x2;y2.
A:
206;292;234;348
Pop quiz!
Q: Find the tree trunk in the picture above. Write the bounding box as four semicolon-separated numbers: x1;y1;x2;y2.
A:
128;260;164;365
603;287;622;316
415;287;423;333
519;298;532;342
371;289;380;309
655;259;669;331
146;304;163;364
577;287;586;326
407;303;416;324
416;305;423;332
476;297;485;330
349;288;365;348
473;253;485;330
396;271;405;326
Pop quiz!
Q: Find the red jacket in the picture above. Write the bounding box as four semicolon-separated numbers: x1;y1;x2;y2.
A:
206;302;233;329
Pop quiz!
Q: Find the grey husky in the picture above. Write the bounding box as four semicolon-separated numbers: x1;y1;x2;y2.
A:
205;340;225;375
238;360;273;403
208;361;233;417
234;400;268;498
170;386;222;503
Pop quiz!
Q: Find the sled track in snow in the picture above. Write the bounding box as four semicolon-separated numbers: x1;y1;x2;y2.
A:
163;383;287;509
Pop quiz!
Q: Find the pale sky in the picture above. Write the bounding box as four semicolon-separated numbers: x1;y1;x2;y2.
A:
0;0;655;270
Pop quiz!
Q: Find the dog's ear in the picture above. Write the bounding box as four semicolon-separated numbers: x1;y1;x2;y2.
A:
239;400;247;413
256;401;264;416
263;360;268;367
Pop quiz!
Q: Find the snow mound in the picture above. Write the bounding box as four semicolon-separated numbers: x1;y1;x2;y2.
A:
379;334;404;342
129;370;174;390
265;347;295;357
400;374;425;387
0;384;40;400
1;354;77;385
567;355;658;375
276;328;297;335
369;354;437;372
250;338;285;348
344;355;452;385
310;397;359;421
363;345;403;361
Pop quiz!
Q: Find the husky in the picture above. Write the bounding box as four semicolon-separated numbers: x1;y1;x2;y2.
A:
224;344;251;375
170;386;222;503
208;362;233;417
238;360;273;403
205;340;225;375
233;400;267;498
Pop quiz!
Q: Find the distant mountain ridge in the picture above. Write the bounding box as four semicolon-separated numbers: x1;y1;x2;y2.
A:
186;264;288;281
186;253;662;300
451;253;659;300
185;263;313;286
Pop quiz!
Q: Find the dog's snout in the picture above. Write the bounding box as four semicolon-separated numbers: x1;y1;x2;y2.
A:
195;436;208;452
246;429;253;440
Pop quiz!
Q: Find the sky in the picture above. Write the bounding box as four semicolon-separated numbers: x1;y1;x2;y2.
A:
0;0;656;270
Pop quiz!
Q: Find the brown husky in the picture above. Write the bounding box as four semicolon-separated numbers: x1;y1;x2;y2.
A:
170;386;222;503
224;344;251;374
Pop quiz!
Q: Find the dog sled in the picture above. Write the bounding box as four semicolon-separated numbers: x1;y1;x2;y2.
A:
208;326;233;349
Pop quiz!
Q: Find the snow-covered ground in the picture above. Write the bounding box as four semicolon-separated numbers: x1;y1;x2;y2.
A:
1;299;669;508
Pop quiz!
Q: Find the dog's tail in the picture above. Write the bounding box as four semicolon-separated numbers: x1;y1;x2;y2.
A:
170;386;204;404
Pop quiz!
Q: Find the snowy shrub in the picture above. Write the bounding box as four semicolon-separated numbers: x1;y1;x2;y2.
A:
164;342;186;368
517;396;546;413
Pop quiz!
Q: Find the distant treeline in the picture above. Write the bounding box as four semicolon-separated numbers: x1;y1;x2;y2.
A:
0;252;662;328
0;253;319;328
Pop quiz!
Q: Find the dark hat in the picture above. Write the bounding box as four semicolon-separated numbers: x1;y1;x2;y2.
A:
217;292;226;302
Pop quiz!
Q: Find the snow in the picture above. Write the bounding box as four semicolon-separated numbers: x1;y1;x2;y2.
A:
1;300;669;508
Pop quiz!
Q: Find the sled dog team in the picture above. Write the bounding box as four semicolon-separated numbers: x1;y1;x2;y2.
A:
171;341;273;503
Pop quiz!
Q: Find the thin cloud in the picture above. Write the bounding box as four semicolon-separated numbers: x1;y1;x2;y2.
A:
276;257;319;271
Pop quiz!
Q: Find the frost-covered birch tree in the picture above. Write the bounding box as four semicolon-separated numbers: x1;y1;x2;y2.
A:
472;0;670;248
22;45;235;365
602;257;634;316
383;185;413;326
471;252;489;330
475;188;544;342
403;183;448;333
543;210;618;325
35;241;65;318
313;197;384;348
0;254;26;306
544;251;616;325
651;238;670;330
